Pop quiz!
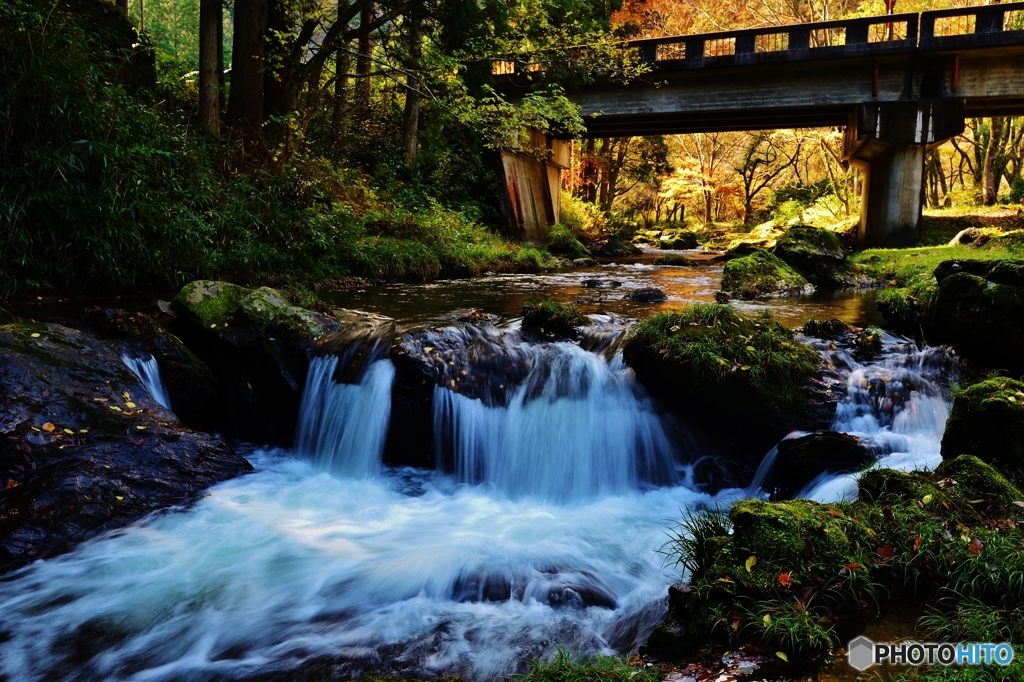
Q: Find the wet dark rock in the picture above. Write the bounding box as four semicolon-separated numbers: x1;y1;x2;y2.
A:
764;431;872;500
923;263;1024;375
0;322;250;573
659;231;699;250
773;225;852;288
167;281;346;445
313;309;397;384
626;288;668;303
987;260;1024;287
84;308;218;431
388;323;532;468
593;239;642;257
801;318;848;339
941;377;1024;476
714;291;731;304
458;309;497;324
141;299;177;327
722;241;768;260
853;326;884;360
582;279;604;288
571;257;598;267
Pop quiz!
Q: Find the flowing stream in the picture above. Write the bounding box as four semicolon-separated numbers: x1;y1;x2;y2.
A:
0;265;961;681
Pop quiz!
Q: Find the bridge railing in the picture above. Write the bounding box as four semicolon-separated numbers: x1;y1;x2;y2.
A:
632;13;918;68
920;2;1024;50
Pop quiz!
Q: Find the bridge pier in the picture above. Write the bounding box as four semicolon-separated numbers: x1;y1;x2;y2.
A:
844;100;965;247
498;131;570;241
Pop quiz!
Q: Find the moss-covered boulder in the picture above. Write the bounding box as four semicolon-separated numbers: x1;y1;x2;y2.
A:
935;455;1024;508
659;231;699;250
801;318;848;339
0;322;249;572
853;325;883;360
923;261;1024;374
593;239;642;257
763;431;872;500
623;304;824;457
941;378;1024;476
773;226;851;288
522;300;585;340
721;251;813;299
169;280;354;444
875;287;919;334
653;254;692;266
547;223;591;260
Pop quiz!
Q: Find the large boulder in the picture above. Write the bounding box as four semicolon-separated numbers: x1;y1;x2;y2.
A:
720;251;813;299
941;378;1024;477
623;304;826;458
84;308;218;431
0;322;250;573
773;226;851;288
659;231;699;250
763;430;872;500
593;239;642;257
923;261;1024;375
167;281;349;444
521;300;584;340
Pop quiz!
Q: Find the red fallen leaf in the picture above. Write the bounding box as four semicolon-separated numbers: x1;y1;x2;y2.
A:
799;586;815;602
968;537;984;556
136;439;146;446
876;545;894;563
845;563;860;571
1006;519;1017;529
778;572;794;587
827;509;845;518
3;479;18;491
35;503;50;512
913;537;924;552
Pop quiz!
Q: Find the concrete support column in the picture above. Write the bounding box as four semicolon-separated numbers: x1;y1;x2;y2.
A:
498;132;570;240
859;144;926;247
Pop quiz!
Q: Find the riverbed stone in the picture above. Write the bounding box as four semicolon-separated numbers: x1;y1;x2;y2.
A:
720;251;813;299
593;239;642;257
763;431;872;500
773;225;851;288
521;300;585;340
941;377;1024;477
0;322;250;573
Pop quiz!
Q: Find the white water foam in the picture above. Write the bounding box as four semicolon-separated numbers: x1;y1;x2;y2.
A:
0;451;736;681
294;356;395;478
121;353;172;410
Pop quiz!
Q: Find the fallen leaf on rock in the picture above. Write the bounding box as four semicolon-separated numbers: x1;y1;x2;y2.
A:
41;422;55;433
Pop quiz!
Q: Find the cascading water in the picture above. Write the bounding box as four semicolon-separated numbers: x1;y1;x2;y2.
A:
434;342;681;502
294;355;396;478
121;352;172;410
749;331;962;502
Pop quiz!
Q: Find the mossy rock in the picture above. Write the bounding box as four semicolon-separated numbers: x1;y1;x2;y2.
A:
854;326;884;360
857;468;944;505
522;300;584;340
547;223;591;260
174;280;248;329
721;250;812;299
935;455;1024;508
623;304;823;455
659;231;699;250
773;226;851;288
988;260;1024;287
875;287;919;333
239;286;334;340
593;239;641;257
941;378;1024;476
654;254;693;266
933;259;1000;283
802;318;848;339
923;264;1024;374
765;431;872;500
729;499;852;571
722;241;768;260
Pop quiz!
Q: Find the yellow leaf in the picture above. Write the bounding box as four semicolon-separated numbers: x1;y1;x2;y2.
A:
79;429;88;434
30;333;41;338
865;527;876;537
110;406;122;412
922;494;933;505
31;426;40;432
745;555;757;572
125;402;136;409
123;392;130;401
42;422;55;433
115;496;124;501
776;652;789;662
763;614;771;624
740;365;750;370
424;346;434;353
136;426;147;431
746;346;756;352
63;428;74;435
670;325;680;332
211;323;217;328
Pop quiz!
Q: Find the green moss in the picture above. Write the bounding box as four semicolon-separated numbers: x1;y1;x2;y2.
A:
730;499;851;570
239;287;331;339
935;455;1024;509
546;223;591;260
721;251;810;299
875;287;919;329
854;326;884;360
519;648;661;682
802;317;847;338
941;378;1024;476
623;304;821;411
653;253;693;266
659;230;699;250
522;299;585;339
174;280;248;328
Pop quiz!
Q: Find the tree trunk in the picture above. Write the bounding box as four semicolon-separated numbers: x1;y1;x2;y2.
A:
217;10;225;114
199;0;222;133
983;117;1003;205
355;3;375;111
263;0;289;122
332;43;351;145
227;0;268;140
117;0;128;14
581;139;597;203
402;15;422;165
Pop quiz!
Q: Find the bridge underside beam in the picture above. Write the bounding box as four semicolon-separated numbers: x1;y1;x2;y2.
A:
572;106;853;139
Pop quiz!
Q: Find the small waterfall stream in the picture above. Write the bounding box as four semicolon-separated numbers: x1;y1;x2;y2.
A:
121;352;172;410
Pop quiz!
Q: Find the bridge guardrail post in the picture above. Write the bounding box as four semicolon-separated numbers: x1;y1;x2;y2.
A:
846;22;869;45
639;43;656;64
789;28;810;52
976;7;1005;34
685;38;705;67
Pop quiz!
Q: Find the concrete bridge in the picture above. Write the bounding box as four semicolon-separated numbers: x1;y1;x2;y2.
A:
498;3;1024;247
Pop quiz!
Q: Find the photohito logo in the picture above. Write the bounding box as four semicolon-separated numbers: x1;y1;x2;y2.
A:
847;636;1015;671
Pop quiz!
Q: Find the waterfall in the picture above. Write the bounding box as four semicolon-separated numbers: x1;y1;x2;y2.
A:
434;343;681;502
749;334;961;502
294;356;395;478
121;353;172;410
